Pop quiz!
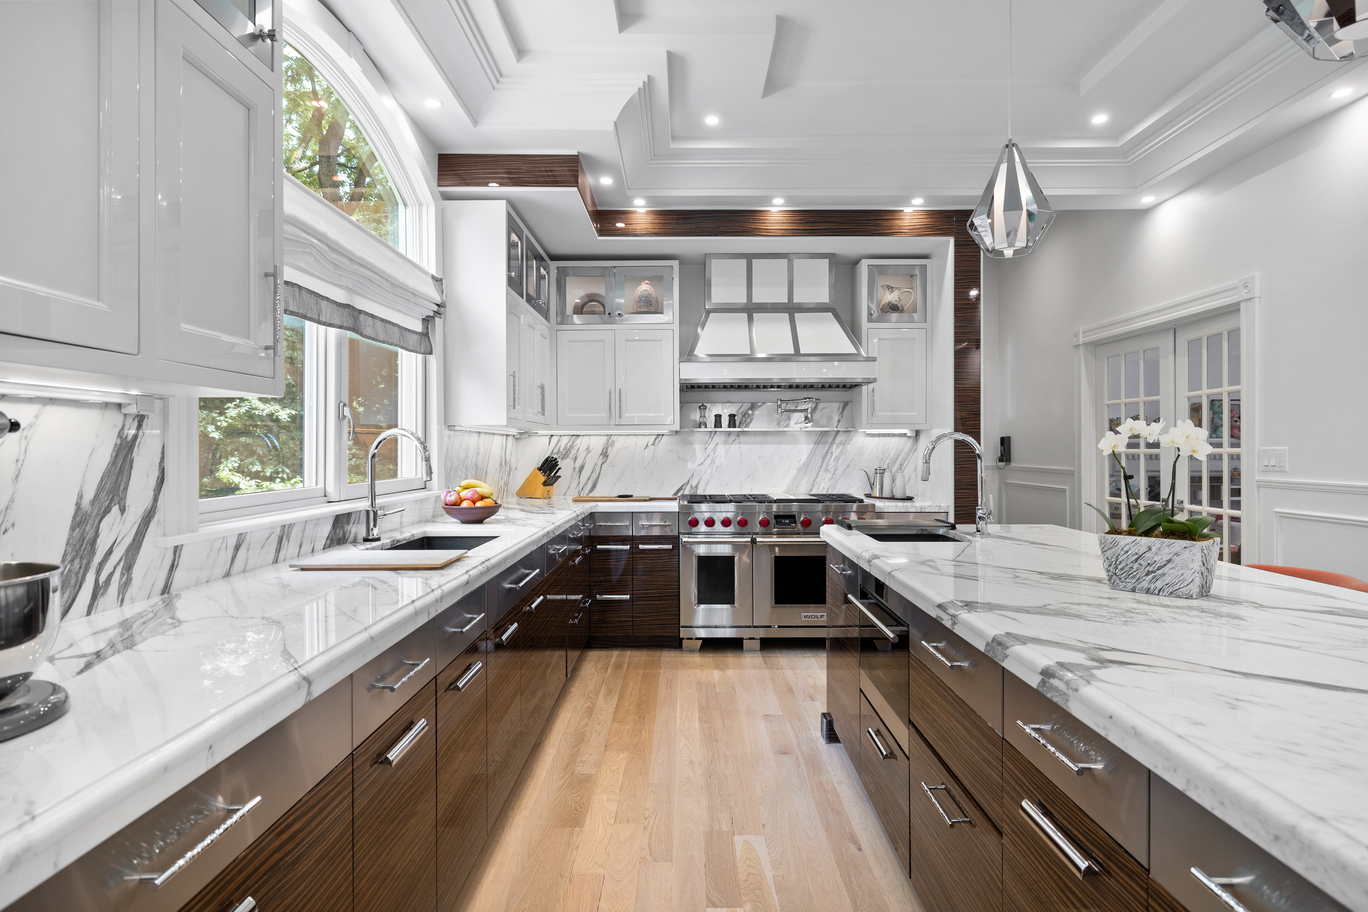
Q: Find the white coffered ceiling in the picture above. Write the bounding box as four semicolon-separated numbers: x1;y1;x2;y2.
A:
322;0;1368;210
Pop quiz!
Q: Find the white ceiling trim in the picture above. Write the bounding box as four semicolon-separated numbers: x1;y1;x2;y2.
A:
1079;0;1190;96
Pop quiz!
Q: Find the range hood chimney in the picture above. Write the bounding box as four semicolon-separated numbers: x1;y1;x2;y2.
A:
680;306;876;390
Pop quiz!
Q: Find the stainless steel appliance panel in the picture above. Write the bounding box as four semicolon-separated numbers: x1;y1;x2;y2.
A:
435;587;487;671
353;618;436;749
589;513;635;536
680;536;752;627
632;512;678;536
753;539;830;627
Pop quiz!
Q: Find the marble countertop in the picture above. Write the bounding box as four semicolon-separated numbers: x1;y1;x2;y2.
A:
822;523;1368;912
0;498;622;909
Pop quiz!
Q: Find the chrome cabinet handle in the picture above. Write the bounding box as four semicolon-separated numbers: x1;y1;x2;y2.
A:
866;727;895;760
230;899;257;912
503;568;541;590
570;613;584;625
637;544;673;550
1190;867;1255;912
525;595;546;612
596;594;631;600
498;622;520;645
595;520;632;527
596;544;630;550
381;718;428;766
442;612;485;635
1019;799;1100;878
828;562;852;575
850;595;897;643
126;796;263;887
920;641;970;669
618;388;623;419
263;267;282;353
450;661;484;692
638;521;674;526
371;657;430;693
1015;721;1105;775
921;782;971;827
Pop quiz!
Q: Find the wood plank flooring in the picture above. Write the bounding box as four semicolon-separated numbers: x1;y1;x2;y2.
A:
458;644;923;912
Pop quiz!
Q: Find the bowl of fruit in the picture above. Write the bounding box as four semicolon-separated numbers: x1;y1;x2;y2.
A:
442;480;501;523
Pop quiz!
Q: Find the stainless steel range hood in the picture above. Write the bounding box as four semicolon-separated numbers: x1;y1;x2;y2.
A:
680;307;875;391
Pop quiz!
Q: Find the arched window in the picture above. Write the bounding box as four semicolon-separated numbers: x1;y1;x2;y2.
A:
283;43;406;251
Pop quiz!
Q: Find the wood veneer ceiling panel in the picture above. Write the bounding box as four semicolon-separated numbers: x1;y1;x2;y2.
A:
436;153;581;188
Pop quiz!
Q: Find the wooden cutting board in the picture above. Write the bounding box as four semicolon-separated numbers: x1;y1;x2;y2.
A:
290;550;469;571
571;496;678;502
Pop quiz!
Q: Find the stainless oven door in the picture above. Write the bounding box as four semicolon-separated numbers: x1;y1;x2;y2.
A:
680;536;752;627
753;538;829;627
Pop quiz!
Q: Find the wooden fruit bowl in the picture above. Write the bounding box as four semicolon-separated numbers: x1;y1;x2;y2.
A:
442;503;502;524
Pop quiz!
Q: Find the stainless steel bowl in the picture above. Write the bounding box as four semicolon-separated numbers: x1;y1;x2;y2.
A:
0;562;61;699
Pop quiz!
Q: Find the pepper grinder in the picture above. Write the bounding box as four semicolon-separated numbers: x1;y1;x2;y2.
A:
713;414;723;428
697;404;708;428
727;414;738;428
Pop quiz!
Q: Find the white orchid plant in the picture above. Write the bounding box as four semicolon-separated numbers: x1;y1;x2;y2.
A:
1089;418;1219;541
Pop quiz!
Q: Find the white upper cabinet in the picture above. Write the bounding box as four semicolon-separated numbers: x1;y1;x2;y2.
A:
531;323;550;424
864;327;928;428
0;0;284;396
0;1;140;355
557;330;614;426
156;0;279;378
615;330;675;426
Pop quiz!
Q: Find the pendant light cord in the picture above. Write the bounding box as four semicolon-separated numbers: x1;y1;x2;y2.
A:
1007;0;1013;141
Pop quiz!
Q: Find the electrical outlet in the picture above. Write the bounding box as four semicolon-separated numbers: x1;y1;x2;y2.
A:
1259;447;1289;472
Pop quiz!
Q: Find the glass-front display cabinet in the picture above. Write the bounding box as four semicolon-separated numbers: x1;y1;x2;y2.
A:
861;261;927;324
557;263;675;324
506;218;525;299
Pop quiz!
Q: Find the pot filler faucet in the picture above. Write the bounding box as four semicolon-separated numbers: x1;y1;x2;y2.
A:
364;427;433;542
920;431;992;535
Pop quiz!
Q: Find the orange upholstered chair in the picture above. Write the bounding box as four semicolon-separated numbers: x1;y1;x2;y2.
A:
1246;565;1368;593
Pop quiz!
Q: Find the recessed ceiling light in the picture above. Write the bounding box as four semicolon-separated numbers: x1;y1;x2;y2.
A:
772;198;784;205
488;182;499;187
1141;195;1156;203
705;115;720;126
615;222;625;228
423;98;442;109
599;176;613;185
1091;113;1108;124
1332;87;1353;98
633;198;645;206
911;197;924;205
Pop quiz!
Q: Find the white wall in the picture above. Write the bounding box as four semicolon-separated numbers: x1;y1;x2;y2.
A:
984;93;1368;578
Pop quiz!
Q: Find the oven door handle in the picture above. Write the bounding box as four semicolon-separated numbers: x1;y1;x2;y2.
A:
850;594;898;643
681;536;753;545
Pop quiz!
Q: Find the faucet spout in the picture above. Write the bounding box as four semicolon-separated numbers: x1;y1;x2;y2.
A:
920;431;992;534
364;427;433;542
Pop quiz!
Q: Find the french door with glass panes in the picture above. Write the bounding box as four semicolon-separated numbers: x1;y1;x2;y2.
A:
1095;315;1243;563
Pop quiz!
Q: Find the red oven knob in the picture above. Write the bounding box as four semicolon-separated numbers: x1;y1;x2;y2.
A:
721;517;732;527
704;517;715;527
736;517;748;528
759;516;770;528
823;517;833;525
800;516;812;528
687;517;699;527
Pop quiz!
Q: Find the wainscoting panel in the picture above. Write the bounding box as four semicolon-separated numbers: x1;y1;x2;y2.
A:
1257;479;1368;580
1003;479;1070;527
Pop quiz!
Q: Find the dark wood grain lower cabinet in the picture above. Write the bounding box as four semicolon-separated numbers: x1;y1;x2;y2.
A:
522;569;567;747
588;538;633;646
487;615;524;826
567;553;590;674
632;536;680;645
858;692;911;875
436;639;488;912
906;722;1001;912
1002;742;1147;912
826;567;859;750
354;682;437;912
1148;877;1190;912
179;756;353;912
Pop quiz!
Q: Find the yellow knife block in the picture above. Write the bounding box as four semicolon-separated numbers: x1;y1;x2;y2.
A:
515;468;554;499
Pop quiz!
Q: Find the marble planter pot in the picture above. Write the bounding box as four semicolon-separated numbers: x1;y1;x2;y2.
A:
1097;534;1219;599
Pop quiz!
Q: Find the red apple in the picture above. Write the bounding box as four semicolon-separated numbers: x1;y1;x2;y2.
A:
443;490;460;506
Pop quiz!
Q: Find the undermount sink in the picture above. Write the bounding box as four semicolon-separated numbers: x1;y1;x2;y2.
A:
383;535;500;551
862;531;966;543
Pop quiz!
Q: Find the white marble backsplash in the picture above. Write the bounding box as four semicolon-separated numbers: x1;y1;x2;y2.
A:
445;425;954;503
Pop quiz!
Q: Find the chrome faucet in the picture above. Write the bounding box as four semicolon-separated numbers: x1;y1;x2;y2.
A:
364;427;433;542
920;431;992;535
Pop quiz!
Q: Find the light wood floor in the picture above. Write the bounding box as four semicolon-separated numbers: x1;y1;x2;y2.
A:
459;644;923;912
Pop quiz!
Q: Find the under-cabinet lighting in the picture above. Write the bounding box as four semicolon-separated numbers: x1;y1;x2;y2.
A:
705;115;720;125
1091;113;1108;124
903;208;915;213
636;208;646;213
862;429;913;436
423;98;442;108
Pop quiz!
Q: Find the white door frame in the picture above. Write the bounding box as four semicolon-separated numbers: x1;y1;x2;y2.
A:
1074;277;1259;559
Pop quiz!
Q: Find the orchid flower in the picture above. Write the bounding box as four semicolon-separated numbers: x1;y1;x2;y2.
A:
1097;431;1127;454
1116;418;1147;438
1142;419;1164;442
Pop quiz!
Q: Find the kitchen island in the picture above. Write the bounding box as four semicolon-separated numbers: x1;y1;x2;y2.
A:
822;522;1368;912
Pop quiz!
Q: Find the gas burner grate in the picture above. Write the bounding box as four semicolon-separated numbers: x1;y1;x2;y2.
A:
810;493;864;503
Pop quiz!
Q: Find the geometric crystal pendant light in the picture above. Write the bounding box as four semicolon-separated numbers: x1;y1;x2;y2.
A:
1264;0;1363;61
966;0;1055;258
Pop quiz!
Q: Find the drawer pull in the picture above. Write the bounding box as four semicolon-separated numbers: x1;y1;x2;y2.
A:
1015;721;1105;775
230;899;257;912
443;612;485;635
1019;799;1100;878
921;782;971;827
381;718;428;766
638;521;674;526
1190;867;1255;912
503;568;541;591
637;544;674;550
851;595;897;643
596;544;631;551
525;595;546;612
126;795;263;888
920;640;970;669
570;612;584;625
597;594;631;601
371;657;430;693
498;622;520;645
866;727;895;760
828;562;852;575
450;660;484;692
